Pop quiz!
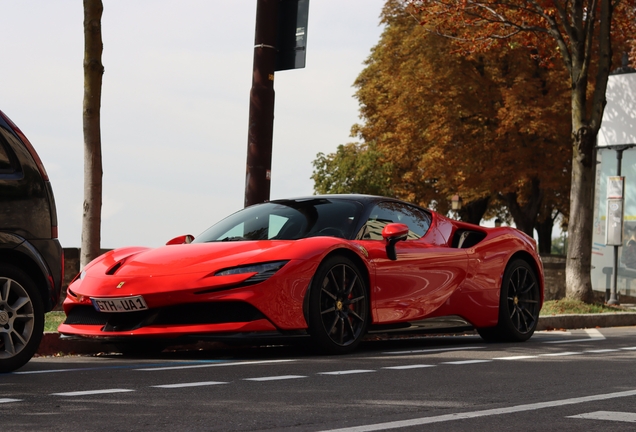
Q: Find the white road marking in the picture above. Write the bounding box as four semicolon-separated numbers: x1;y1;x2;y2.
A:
545;329;606;344
493;355;539;360
545;338;606;344
441;360;492;365
383;346;484;355
585;328;606;339
621;347;636;350
537;330;572;335
540;352;582;357
14;369;80;375
51;389;134;397
152;381;228;389
136;359;295;371
318;370;376;375
567;411;636;422
382;365;436;370
318;389;636;431
584;349;621;353
243;375;306;382
0;398;22;404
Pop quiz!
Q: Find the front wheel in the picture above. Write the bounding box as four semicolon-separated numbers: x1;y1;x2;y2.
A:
477;259;540;342
0;264;45;373
307;256;369;354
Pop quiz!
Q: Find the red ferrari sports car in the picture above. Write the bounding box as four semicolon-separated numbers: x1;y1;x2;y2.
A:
59;195;544;353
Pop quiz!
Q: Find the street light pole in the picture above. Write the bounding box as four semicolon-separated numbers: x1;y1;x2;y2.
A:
244;0;278;208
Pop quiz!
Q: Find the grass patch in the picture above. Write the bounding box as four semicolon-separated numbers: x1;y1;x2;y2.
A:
541;299;627;316
44;311;66;332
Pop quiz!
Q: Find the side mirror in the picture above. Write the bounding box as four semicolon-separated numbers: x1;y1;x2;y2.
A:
382;223;409;260
166;234;195;245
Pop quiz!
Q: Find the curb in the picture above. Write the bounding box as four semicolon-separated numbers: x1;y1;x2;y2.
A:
36;313;636;356
536;312;636;331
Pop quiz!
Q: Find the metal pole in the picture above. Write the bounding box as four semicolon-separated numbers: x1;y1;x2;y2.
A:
609;149;624;305
244;0;278;208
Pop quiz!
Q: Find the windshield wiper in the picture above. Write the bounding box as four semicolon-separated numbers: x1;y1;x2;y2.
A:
219;236;246;242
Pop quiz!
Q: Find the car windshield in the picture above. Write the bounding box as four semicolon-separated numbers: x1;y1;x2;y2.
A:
193;198;363;242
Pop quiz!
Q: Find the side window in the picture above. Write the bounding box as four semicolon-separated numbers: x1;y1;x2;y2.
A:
360;202;431;240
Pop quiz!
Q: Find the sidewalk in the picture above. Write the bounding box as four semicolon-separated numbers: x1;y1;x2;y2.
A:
36;312;636;357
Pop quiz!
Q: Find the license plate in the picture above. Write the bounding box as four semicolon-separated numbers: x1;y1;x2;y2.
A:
91;296;149;313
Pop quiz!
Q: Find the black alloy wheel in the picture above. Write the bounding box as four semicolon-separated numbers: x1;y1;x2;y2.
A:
0;264;44;373
308;256;369;354
478;259;540;342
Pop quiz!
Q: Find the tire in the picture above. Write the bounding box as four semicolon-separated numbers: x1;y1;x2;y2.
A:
477;259;540;343
0;264;45;373
307;256;369;354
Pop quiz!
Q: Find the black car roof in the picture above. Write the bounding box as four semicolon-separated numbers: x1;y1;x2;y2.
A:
269;194;432;213
271;194;396;205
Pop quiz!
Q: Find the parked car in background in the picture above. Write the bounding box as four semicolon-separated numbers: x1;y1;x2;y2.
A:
0;109;63;373
59;194;543;354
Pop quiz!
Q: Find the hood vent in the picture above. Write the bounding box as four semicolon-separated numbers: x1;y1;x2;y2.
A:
106;261;124;275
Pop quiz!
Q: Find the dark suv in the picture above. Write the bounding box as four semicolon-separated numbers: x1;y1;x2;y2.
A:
0;110;63;373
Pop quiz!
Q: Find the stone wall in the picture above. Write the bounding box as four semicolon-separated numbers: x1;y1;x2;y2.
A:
541;254;566;301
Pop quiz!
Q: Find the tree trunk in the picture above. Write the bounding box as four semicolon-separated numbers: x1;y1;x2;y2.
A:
505;178;543;237
458;196;490;225
80;0;104;268
565;126;596;302
564;0;612;303
535;216;554;255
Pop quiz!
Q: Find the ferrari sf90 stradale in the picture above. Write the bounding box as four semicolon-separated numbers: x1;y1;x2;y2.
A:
59;195;543;354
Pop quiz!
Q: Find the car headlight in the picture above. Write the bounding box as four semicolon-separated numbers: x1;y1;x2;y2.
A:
215;260;289;284
69;270;86;285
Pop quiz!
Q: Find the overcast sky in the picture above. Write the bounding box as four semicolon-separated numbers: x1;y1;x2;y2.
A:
1;0;386;248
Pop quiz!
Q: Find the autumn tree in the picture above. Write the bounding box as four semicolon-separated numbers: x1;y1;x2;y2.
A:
81;0;104;268
405;0;636;302
314;0;572;250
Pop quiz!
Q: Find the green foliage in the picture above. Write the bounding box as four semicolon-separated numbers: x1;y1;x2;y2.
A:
551;233;568;256
311;142;394;196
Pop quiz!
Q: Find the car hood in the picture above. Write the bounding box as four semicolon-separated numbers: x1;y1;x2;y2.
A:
91;241;304;278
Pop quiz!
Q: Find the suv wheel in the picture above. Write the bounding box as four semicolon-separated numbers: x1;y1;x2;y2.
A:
0;264;44;373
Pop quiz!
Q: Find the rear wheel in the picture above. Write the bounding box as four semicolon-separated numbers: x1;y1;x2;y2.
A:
0;264;45;373
307;256;369;354
477;259;540;342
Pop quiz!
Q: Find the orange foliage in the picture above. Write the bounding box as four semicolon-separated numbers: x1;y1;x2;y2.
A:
352;1;571;228
404;0;636;299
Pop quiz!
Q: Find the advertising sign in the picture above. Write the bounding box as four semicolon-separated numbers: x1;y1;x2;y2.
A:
592;71;636;296
597;73;636;148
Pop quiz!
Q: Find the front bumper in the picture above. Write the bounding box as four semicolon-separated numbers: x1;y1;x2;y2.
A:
58;301;279;338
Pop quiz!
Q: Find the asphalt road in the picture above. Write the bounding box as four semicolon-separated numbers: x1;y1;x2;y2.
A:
3;327;636;431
